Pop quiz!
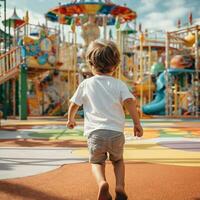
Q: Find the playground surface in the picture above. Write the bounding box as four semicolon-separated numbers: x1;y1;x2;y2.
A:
0;117;200;200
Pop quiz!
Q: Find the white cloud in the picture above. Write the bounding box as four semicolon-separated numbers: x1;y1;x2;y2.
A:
163;0;187;9
168;7;188;19
140;1;191;31
137;0;163;14
2;0;198;42
7;1;16;8
142;12;174;31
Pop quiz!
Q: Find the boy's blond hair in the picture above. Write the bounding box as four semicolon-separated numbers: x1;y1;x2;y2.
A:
86;40;120;73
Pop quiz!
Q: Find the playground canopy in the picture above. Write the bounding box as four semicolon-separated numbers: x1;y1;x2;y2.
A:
46;1;137;26
2;8;25;29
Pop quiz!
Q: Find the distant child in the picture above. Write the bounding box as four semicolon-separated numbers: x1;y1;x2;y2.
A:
67;40;143;200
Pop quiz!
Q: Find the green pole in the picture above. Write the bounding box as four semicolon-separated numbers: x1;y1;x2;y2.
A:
0;0;7;118
0;85;3;107
19;64;27;120
2;82;8;119
8;79;12;115
3;0;6;53
0;85;2;102
15;79;19;115
6;81;10;115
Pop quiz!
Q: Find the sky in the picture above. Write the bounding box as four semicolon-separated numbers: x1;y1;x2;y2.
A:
1;0;200;35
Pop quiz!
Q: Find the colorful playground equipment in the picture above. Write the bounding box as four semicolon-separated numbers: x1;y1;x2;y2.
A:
18;23;71;116
142;71;165;115
128;28;167;116
0;8;26;119
46;1;136;26
46;0;137;108
165;25;200;117
0;8;69;119
142;55;196;116
20;27;58;69
0;1;137;119
139;13;200;118
0;3;199;119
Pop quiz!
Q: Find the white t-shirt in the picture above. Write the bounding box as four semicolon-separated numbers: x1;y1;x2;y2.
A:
70;75;134;136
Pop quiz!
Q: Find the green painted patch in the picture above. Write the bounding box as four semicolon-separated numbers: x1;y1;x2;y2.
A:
29;129;85;140
160;130;187;138
32;129;65;134
160;133;183;138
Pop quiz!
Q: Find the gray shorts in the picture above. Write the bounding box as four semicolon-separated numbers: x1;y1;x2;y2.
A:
87;129;125;164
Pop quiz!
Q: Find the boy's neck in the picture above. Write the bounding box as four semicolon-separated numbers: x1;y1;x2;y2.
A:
95;72;113;76
92;68;114;77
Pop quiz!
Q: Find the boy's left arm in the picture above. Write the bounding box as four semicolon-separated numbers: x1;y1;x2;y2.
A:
67;102;80;129
123;98;143;137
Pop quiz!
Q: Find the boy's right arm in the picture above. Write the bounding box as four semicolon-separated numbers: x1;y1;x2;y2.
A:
66;81;84;129
123;98;143;137
66;102;80;129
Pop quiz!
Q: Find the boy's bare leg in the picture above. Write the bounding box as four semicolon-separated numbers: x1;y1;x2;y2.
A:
112;160;128;199
92;163;112;200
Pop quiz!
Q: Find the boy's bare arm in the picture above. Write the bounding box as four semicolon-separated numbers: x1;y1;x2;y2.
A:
66;102;80;129
123;98;143;137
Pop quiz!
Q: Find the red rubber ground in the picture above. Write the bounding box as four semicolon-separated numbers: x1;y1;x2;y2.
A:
0;162;200;200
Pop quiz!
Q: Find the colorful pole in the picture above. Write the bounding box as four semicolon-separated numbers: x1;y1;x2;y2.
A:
139;33;144;118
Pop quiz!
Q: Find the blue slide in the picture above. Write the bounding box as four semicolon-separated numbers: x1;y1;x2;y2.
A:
142;68;195;115
142;72;166;115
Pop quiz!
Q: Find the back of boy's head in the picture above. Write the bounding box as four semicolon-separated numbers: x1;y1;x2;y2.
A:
86;39;120;73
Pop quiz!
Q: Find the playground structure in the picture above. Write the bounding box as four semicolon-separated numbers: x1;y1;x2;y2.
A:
118;26;168;116
0;1;200;119
140;14;200;117
135;30;166;114
46;0;137;113
0;1;137;119
165;25;200;117
16;22;72;116
0;8;70;119
136;30;180;116
0;3;200;200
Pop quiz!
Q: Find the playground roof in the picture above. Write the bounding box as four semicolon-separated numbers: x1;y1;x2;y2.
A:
2;8;25;29
46;2;137;26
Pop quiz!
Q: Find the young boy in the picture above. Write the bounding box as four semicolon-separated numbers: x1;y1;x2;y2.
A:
67;40;143;200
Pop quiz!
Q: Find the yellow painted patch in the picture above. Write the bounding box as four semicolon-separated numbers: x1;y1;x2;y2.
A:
72;144;200;167
124;145;200;167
